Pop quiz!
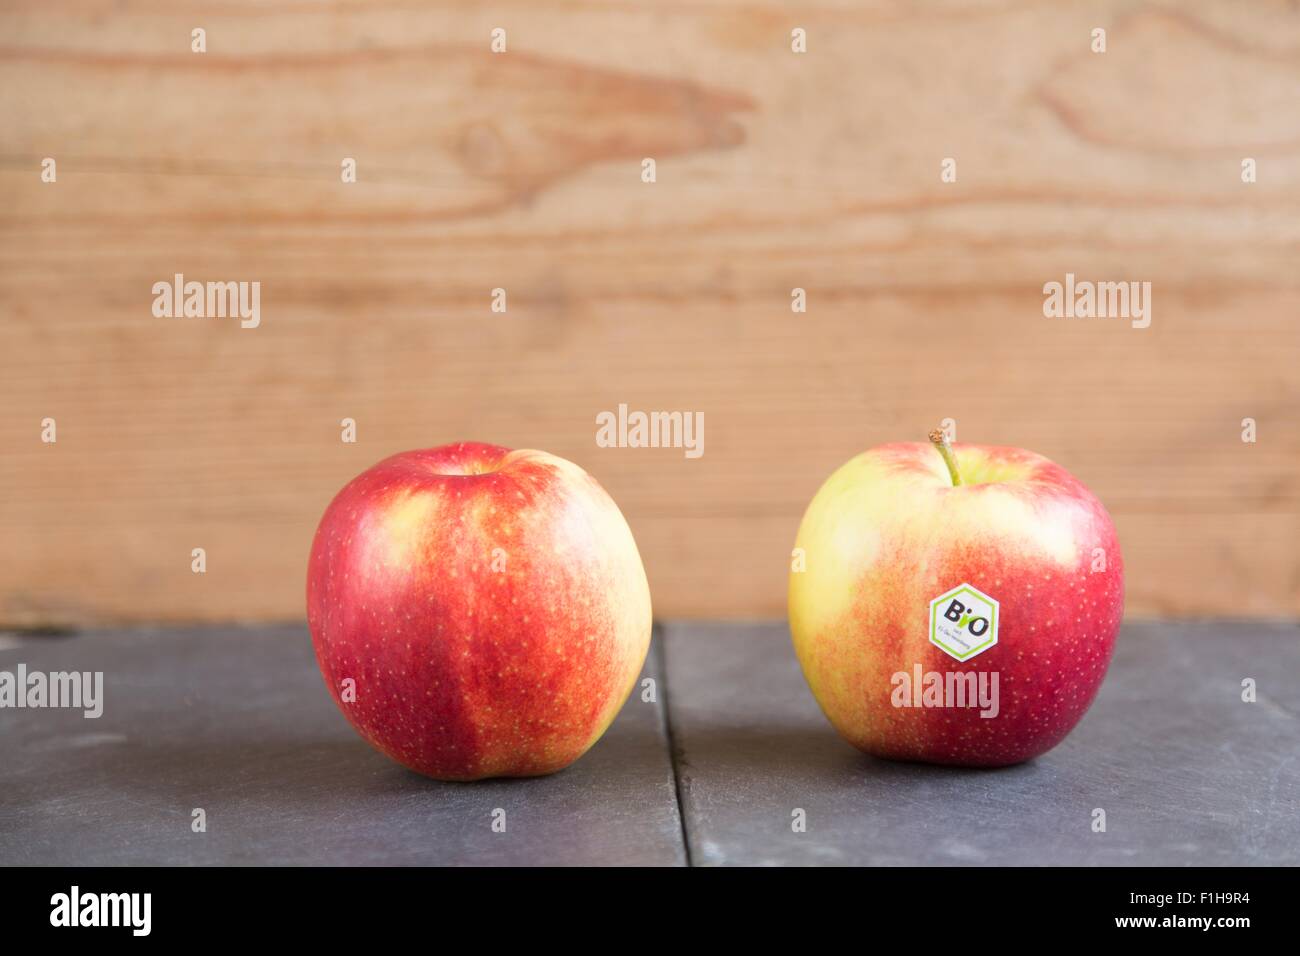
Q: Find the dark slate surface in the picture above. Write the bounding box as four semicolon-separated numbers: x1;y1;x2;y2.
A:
0;625;685;866
662;620;1300;866
3;620;1296;866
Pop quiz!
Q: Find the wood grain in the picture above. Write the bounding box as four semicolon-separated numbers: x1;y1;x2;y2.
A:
2;1;1298;625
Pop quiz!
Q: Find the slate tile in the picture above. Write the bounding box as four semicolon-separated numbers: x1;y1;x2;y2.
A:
662;620;1300;866
0;625;685;866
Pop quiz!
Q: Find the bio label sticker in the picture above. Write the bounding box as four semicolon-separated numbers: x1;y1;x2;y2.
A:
929;583;999;661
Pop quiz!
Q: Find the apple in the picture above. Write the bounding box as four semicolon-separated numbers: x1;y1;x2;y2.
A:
788;429;1123;766
307;442;652;780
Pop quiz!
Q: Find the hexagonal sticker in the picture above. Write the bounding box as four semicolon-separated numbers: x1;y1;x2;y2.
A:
929;583;999;661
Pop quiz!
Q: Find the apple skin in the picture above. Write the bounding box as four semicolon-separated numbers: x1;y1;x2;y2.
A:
307;442;652;781
789;441;1123;767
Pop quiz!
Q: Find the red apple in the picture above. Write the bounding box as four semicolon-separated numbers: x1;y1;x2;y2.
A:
307;442;652;780
788;429;1123;766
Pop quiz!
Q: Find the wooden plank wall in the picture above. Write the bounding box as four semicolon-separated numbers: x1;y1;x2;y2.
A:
1;1;1297;625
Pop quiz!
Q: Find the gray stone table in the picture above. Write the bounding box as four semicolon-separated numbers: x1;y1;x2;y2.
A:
662;620;1300;866
1;620;1296;865
0;625;685;866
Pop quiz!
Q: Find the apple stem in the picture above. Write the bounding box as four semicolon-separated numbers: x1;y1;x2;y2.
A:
928;428;964;487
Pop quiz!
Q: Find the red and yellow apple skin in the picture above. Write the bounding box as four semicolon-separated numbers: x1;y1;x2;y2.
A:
789;441;1123;767
307;442;652;781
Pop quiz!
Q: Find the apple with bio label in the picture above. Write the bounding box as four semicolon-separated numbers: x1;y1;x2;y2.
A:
788;428;1123;766
307;442;652;780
